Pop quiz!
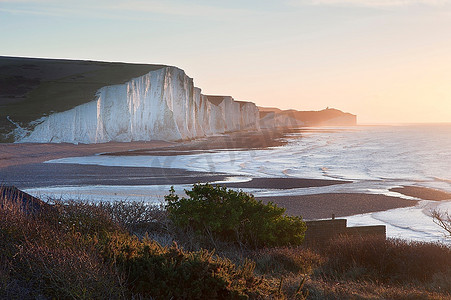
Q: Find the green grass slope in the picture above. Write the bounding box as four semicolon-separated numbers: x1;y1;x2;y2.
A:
0;56;166;142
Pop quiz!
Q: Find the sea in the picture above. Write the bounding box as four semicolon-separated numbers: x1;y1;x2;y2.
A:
25;124;451;244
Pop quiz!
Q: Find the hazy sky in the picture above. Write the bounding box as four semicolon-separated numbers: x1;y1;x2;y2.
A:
2;0;451;123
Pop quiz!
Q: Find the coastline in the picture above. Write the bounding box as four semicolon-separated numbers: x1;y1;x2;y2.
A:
1;128;449;226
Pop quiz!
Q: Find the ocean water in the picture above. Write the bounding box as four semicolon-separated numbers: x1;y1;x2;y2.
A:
29;124;451;244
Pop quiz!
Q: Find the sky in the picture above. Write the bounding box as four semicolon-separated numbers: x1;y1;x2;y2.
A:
1;0;451;124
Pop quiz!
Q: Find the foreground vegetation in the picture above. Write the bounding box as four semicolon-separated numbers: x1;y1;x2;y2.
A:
0;185;450;299
165;184;307;248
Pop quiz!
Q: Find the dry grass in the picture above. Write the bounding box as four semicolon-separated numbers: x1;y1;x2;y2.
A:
250;247;324;277
304;279;448;300
0;190;126;299
317;236;451;287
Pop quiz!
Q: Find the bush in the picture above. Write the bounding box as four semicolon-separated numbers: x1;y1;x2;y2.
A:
53;200;123;236
102;233;278;299
432;209;451;238
165;183;306;248
251;247;324;276
98;200;167;234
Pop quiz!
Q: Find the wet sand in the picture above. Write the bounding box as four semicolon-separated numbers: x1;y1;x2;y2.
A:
103;128;296;156
224;177;351;189
0;141;175;169
390;186;451;201
258;193;418;220
0;162;350;190
0;163;227;189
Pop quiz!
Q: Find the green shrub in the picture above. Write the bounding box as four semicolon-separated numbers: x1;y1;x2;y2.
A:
252;247;324;276
165;183;306;248
103;233;277;299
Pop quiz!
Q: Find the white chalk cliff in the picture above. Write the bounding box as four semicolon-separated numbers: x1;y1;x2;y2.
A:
18;67;260;143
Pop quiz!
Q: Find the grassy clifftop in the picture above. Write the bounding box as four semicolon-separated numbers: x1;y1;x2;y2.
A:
0;56;166;141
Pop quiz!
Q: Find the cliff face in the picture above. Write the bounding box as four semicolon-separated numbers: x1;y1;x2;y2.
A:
17;67;260;143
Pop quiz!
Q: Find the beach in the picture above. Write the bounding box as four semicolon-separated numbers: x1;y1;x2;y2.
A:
0;140;175;169
1;128;438;223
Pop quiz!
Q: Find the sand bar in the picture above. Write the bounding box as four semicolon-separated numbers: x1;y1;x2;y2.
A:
390;186;451;201
258;193;418;220
224;177;350;189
